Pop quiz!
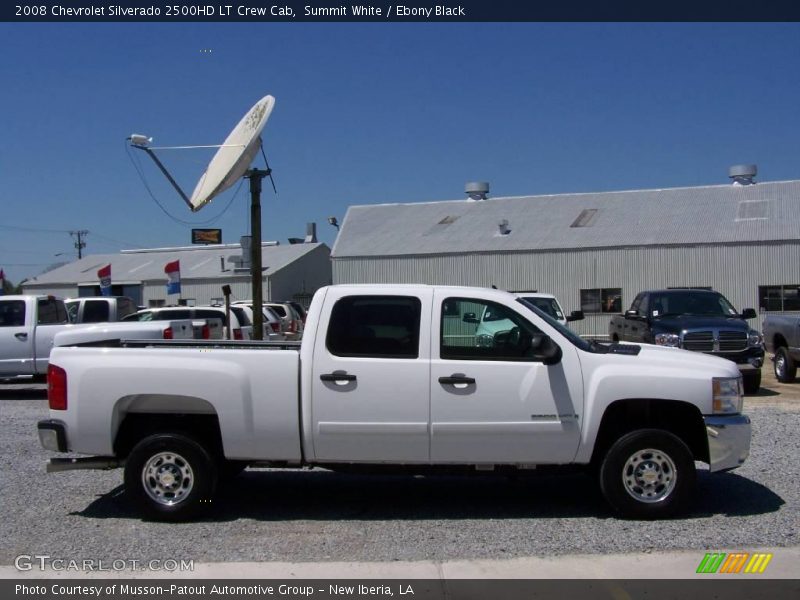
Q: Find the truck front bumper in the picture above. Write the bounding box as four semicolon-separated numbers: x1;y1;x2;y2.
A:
704;414;751;472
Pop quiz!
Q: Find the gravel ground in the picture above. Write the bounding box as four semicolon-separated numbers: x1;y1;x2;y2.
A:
1;388;798;565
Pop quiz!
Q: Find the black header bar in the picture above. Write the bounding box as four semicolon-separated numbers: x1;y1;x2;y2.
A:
5;1;800;22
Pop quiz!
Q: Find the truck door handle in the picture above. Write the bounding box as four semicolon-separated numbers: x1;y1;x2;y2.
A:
15;333;28;341
438;375;476;386
320;372;357;383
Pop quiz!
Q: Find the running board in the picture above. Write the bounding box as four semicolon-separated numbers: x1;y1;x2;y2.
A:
47;457;122;472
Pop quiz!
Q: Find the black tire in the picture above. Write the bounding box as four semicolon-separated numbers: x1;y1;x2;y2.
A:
774;347;797;383
124;433;218;521
742;370;762;394
599;429;695;519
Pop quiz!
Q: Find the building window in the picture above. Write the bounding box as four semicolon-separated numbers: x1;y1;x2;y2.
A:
326;295;421;359
759;285;800;312
581;288;622;314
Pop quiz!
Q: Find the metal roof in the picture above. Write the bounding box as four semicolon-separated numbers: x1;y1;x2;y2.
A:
25;243;327;285
331;180;800;258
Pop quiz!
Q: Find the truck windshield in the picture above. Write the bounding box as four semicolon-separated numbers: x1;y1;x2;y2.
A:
516;298;592;352
650;292;739;317
518;296;564;320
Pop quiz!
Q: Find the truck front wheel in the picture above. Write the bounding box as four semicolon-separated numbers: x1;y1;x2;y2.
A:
124;433;218;521
774;347;797;383
599;429;695;519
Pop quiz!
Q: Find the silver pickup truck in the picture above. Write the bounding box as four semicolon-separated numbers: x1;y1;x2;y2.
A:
763;314;800;382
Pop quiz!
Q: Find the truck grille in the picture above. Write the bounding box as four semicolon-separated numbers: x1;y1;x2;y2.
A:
681;330;747;353
683;331;714;352
718;331;747;352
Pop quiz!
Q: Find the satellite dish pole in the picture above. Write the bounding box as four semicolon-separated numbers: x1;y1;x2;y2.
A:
129;95;277;339
246;166;269;333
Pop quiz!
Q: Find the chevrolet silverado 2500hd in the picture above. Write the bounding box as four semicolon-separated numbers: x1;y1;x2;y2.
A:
38;285;751;521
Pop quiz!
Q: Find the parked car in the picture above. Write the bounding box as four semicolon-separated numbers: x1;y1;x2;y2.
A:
763;314;800;382
236;301;304;338
65;296;138;323
0;295;192;378
230;304;285;340
609;289;765;393
122;307;226;340
278;300;307;325
40;284;750;521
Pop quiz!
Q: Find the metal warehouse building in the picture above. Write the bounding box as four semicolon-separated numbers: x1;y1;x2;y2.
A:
22;240;331;308
331;174;800;337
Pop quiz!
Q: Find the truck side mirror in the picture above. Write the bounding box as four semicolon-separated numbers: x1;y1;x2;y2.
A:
566;310;584;322
625;309;641;320
741;308;757;319
462;312;479;324
538;336;563;366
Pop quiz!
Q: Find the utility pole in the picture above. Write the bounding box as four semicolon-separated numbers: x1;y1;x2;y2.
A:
69;230;88;259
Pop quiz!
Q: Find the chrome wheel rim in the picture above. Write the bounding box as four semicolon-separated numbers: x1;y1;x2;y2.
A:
142;452;194;506
775;353;785;379
622;448;677;504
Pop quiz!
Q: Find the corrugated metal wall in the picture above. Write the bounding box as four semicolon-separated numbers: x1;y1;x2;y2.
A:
333;241;800;336
268;245;334;306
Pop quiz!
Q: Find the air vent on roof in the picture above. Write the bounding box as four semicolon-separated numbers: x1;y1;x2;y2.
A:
736;200;769;221
465;182;489;201
438;215;460;225
497;219;511;236
729;164;757;186
570;209;599;228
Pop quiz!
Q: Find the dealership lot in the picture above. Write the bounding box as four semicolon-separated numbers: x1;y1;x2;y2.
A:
1;366;798;568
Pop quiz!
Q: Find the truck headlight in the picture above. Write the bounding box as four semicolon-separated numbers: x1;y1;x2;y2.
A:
712;376;743;414
654;333;680;347
747;330;763;348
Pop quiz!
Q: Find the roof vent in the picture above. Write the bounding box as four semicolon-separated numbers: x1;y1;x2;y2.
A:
497;219;511;236
729;164;757;186
465;181;489;201
304;222;318;243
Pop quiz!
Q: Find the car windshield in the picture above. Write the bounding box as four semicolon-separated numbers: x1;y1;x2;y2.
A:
517;298;592;352
519;296;563;320
650;292;739;317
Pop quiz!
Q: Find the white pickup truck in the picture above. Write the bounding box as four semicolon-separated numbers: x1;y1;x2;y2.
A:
38;285;751;521
0;295;193;379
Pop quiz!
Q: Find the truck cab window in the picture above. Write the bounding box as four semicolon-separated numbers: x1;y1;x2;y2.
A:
0;301;26;327
326;296;421;358
441;298;543;361
83;300;110;323
37;299;67;325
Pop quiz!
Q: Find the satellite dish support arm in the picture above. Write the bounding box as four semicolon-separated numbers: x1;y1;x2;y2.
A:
134;145;196;212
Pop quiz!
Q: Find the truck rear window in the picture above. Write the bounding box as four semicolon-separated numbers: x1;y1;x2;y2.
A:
326;296;421;359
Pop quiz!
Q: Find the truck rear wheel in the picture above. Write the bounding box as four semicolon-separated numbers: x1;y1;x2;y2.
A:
124;433;218;521
599;429;695;519
774;347;797;383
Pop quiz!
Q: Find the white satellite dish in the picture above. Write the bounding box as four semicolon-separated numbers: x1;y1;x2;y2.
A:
190;94;275;211
129;94;277;340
